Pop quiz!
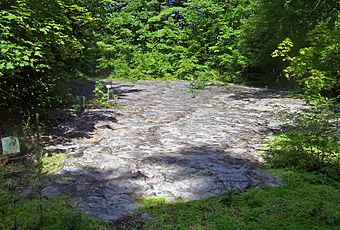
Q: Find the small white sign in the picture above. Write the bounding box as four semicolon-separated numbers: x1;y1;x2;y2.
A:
1;136;20;155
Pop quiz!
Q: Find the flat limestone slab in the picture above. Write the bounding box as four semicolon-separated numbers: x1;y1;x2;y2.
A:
44;81;304;221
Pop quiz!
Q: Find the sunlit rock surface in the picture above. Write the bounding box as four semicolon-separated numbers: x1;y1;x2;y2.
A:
44;81;304;221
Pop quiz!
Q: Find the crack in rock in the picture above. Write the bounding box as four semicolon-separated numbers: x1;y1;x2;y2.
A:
43;80;304;221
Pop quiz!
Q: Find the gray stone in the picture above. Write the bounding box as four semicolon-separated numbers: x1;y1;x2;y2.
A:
42;186;61;196
141;212;153;221
44;81;305;221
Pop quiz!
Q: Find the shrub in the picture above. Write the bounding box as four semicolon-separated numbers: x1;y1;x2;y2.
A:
272;16;340;100
92;81;118;108
266;105;339;179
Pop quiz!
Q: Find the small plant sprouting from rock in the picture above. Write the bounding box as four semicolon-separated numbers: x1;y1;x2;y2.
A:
187;79;207;98
71;96;87;117
93;81;118;108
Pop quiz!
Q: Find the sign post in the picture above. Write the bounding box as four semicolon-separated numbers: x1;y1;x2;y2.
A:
106;84;112;100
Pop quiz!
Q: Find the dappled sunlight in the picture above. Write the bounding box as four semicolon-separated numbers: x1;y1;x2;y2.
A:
41;81;301;221
42;144;279;221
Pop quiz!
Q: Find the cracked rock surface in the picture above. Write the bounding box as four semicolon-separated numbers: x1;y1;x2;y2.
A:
44;80;304;221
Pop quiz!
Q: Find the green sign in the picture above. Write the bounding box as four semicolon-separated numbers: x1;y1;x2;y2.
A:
1;136;20;155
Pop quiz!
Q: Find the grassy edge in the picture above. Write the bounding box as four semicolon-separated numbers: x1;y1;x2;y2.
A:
0;159;110;230
136;169;339;230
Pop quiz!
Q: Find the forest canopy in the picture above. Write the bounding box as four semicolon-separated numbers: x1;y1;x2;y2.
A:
0;0;339;116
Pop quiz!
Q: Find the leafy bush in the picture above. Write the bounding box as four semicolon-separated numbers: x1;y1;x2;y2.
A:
266;106;339;179
97;0;249;82
241;0;338;72
0;0;97;119
272;16;340;100
92;81;118;108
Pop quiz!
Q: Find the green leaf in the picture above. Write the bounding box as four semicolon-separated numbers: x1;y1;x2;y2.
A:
6;62;14;69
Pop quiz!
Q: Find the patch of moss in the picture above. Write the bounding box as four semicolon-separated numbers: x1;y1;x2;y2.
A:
136;196;167;209
41;153;69;174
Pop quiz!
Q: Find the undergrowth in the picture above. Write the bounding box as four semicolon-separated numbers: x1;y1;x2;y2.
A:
137;170;339;230
41;152;69;174
0;162;109;230
265;105;339;180
92;81;118;108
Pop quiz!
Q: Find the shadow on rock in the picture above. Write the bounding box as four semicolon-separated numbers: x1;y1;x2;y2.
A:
46;109;120;145
225;86;287;101
41;145;280;221
111;84;144;98
69;80;144;99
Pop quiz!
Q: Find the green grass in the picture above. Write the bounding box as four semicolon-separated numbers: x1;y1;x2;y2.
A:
3;164;338;230
1;156;339;229
41;152;69;174
0;162;110;230
136;196;167;209
0;193;109;230
137;169;339;230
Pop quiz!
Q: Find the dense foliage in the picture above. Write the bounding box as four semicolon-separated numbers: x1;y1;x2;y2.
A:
1;0;338;116
241;0;338;71
97;0;250;82
272;19;340;100
0;0;98;116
